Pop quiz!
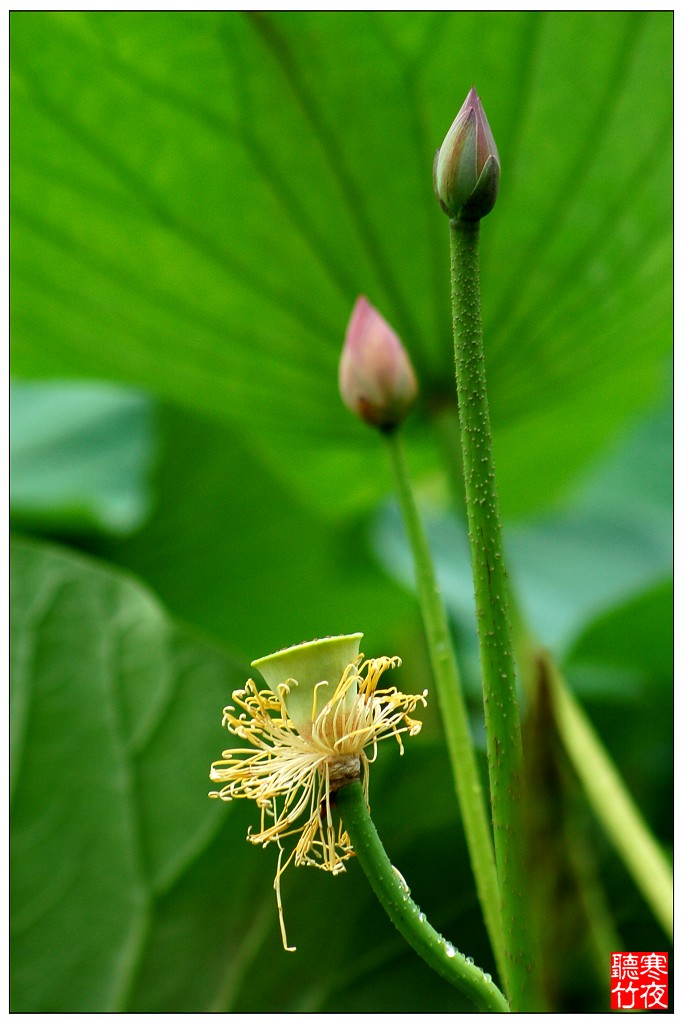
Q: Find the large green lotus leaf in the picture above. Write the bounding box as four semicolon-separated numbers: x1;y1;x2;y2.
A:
10;536;495;1012
9;536;248;1009
10;380;155;535
10;12;672;519
91;402;417;663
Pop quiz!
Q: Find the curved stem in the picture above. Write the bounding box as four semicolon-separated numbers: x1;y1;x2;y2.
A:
336;781;510;1013
448;218;533;1009
383;429;506;982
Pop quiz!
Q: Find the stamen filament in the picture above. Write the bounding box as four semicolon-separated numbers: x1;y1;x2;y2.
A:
210;654;426;950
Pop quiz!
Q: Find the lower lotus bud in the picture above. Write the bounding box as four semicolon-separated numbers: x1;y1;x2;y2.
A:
339;297;418;430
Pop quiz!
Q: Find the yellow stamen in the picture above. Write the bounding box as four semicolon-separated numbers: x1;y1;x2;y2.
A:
209;653;427;950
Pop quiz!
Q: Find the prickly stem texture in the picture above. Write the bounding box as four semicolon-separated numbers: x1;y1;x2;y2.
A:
385;430;506;984
336;781;510;1012
449;219;532;1010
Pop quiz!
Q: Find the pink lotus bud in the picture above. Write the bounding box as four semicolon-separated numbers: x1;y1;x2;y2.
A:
339;297;418;430
434;87;500;221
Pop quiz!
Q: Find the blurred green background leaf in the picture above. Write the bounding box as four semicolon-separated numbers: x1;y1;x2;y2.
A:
10;10;672;1013
10;380;156;535
10;537;246;1010
96;401;416;662
374;394;672;660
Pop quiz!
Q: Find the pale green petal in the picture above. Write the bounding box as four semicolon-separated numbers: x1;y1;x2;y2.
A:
252;633;363;734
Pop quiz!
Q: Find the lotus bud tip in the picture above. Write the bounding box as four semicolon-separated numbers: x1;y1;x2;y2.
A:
339;297;418;431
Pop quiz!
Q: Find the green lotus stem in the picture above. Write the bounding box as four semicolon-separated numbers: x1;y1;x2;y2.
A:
448;218;532;1010
336;781;510;1013
545;654;673;939
383;429;506;984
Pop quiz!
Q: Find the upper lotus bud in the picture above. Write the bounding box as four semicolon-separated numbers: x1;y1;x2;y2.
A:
251;633;363;738
434;87;500;221
339;297;418;430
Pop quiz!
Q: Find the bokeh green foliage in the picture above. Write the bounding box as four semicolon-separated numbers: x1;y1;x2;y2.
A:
10;11;672;1012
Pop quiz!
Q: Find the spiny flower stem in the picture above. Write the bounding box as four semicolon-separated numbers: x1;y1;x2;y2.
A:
384;429;506;983
448;218;533;1010
336;781;509;1012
